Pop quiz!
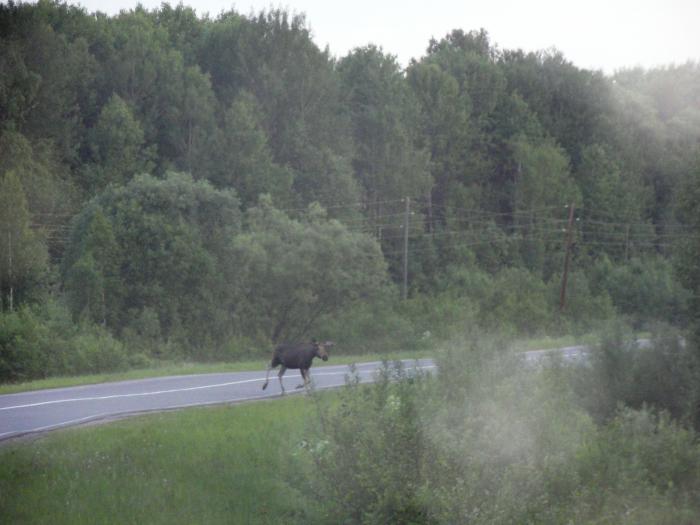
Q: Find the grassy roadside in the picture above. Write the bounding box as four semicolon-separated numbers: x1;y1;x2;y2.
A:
0;395;320;524
0;350;429;395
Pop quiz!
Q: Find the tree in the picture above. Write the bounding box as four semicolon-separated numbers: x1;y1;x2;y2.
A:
0;171;48;310
0;130;78;259
406;61;472;225
205;91;293;208
500;49;615;169
62;172;242;348
230;197;387;342
0;2;96;165
506;134;580;276
574;144;649;260
83;93;153;193
338;46;431;222
63;208;120;326
675;161;700;344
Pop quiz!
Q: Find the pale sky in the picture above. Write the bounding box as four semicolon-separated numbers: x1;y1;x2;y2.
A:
71;0;700;74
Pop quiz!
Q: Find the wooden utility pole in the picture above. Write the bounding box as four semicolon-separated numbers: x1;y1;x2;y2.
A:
7;231;13;312
559;203;575;311
402;197;410;300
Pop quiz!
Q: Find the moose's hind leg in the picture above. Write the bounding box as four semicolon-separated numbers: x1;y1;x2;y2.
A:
277;365;287;394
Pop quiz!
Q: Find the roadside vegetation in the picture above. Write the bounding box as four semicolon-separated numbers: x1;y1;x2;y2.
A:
1;2;700;523
2;329;700;524
1;1;698;386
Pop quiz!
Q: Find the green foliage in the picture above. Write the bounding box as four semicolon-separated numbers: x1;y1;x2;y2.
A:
62;172;242;350
590;256;690;328
0;1;696;378
0;396;320;524
570;322;700;429
304;363;433;524
301;334;700;524
0;300;131;382
205;90;293;207
0;170;49;310
338;45;432;232
230;197;387;342
481;267;550;334
675;160;700;344
548;270;616;334
82;93;153;194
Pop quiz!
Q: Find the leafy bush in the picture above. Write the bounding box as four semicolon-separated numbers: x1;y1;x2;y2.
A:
303;363;433;524
570;322;700;425
0;301;144;382
547;270;615;334
316;291;419;354
0;306;51;381
480;267;550;335
299;334;700;524
590;256;690;328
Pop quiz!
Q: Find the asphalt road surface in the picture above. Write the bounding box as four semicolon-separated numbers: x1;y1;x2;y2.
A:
0;359;436;442
0;342;615;442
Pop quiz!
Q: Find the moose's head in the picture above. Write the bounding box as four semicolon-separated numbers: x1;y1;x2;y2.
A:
313;340;334;361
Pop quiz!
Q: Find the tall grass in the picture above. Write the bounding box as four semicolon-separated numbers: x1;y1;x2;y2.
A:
0;397;320;524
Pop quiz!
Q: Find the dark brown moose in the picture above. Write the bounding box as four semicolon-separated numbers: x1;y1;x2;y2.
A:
261;340;334;394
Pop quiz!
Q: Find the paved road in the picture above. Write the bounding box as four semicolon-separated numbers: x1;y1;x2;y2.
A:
0;359;435;442
1;341;635;442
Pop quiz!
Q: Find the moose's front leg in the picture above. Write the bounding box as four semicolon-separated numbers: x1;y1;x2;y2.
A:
296;368;309;389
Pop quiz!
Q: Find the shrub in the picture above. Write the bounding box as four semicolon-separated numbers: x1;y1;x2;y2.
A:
570;322;699;425
303;363;433;524
480;267;550;334
0;301;141;382
590;256;690;328
300;333;700;524
0;307;51;381
547;270;615;334
316;289;420;354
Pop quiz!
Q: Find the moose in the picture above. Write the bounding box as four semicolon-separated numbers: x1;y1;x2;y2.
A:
261;340;334;394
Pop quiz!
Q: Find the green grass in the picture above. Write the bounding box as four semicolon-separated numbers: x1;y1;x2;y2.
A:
0;396;320;524
0;350;429;395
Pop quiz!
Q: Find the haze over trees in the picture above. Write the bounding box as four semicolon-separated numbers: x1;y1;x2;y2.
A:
0;0;698;382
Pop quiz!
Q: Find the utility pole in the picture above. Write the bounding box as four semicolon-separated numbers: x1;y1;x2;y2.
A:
402;197;410;300
559;203;575;312
7;231;13;312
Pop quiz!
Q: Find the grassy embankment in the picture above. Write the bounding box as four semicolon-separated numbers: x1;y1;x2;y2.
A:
0;395;320;524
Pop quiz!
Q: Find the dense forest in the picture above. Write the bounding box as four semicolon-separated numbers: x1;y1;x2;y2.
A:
0;0;699;381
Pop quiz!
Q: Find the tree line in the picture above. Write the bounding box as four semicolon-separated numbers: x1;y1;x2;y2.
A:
1;0;699;379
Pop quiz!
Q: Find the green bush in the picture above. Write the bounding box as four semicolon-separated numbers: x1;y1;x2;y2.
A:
316;289;421;354
300;334;700;524
590;256;690;328
480;267;550;335
570;322;700;425
303;363;433;524
547;270;615;334
0;301;144;382
0;306;51;381
65;328;129;374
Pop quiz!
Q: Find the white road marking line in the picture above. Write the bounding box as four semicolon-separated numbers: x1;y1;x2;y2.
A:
0;364;436;411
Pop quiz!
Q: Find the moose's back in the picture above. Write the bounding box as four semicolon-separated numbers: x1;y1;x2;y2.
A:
273;343;318;369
